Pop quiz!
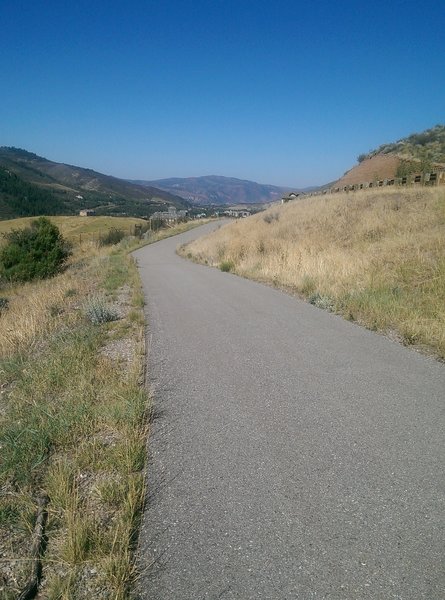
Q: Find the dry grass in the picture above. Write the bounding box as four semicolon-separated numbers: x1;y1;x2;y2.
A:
0;215;209;246
183;187;445;358
0;215;148;243
0;244;99;359
0;223;149;598
134;217;211;246
0;215;209;598
0;217;208;359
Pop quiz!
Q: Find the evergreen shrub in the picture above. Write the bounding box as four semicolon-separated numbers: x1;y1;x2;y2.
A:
0;217;71;282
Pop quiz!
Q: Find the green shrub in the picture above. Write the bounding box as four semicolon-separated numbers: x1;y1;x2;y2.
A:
0;297;9;314
149;218;164;232
98;228;125;246
0;217;71;283
220;260;234;272
132;223;150;238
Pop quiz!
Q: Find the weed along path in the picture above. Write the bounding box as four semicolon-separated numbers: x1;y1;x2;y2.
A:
133;222;445;600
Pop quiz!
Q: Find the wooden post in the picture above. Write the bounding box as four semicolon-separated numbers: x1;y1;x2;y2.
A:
17;494;49;600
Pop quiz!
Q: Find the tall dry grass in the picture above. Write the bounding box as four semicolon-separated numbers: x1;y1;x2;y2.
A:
0;218;208;359
0;233;147;599
0;216;207;598
183;187;445;358
0;215;148;242
0;243;102;359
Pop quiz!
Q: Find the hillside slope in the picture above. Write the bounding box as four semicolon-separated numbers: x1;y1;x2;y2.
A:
0;147;190;219
362;124;445;164
335;154;402;187
0;166;65;219
183;187;445;359
334;125;445;188
134;175;289;205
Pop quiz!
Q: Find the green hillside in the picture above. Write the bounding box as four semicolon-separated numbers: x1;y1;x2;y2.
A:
359;124;445;166
0;147;190;219
0;167;66;219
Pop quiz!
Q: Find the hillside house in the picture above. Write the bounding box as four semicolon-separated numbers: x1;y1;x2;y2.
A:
223;209;251;218
281;192;302;203
79;209;95;216
150;207;188;224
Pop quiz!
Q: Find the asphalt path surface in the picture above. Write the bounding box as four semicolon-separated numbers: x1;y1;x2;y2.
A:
134;222;444;600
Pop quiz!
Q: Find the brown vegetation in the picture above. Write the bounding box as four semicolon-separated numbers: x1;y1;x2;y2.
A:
335;154;402;187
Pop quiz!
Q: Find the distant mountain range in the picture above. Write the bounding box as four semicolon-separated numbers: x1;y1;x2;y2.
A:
133;176;291;206
0;147;189;220
4;125;441;221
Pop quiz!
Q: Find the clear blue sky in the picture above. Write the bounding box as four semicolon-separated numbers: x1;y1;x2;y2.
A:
1;0;444;187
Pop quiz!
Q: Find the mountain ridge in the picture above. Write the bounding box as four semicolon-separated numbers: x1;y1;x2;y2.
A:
133;175;292;205
0;147;190;219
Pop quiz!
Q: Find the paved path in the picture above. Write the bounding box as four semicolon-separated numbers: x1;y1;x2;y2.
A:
134;222;445;600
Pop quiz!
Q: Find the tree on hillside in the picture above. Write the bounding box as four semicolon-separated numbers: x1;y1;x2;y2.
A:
0;217;71;283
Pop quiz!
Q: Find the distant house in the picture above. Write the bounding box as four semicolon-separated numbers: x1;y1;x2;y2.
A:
76;195;84;200
223;209;251;218
281;192;302;204
150;207;188;224
79;209;95;216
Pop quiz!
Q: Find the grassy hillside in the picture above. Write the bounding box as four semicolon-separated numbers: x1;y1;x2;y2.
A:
361;124;445;165
182;187;445;359
0;147;190;219
334;125;445;188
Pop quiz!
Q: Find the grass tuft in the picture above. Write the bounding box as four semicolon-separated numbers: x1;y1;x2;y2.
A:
308;293;335;311
220;260;234;272
84;296;119;324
